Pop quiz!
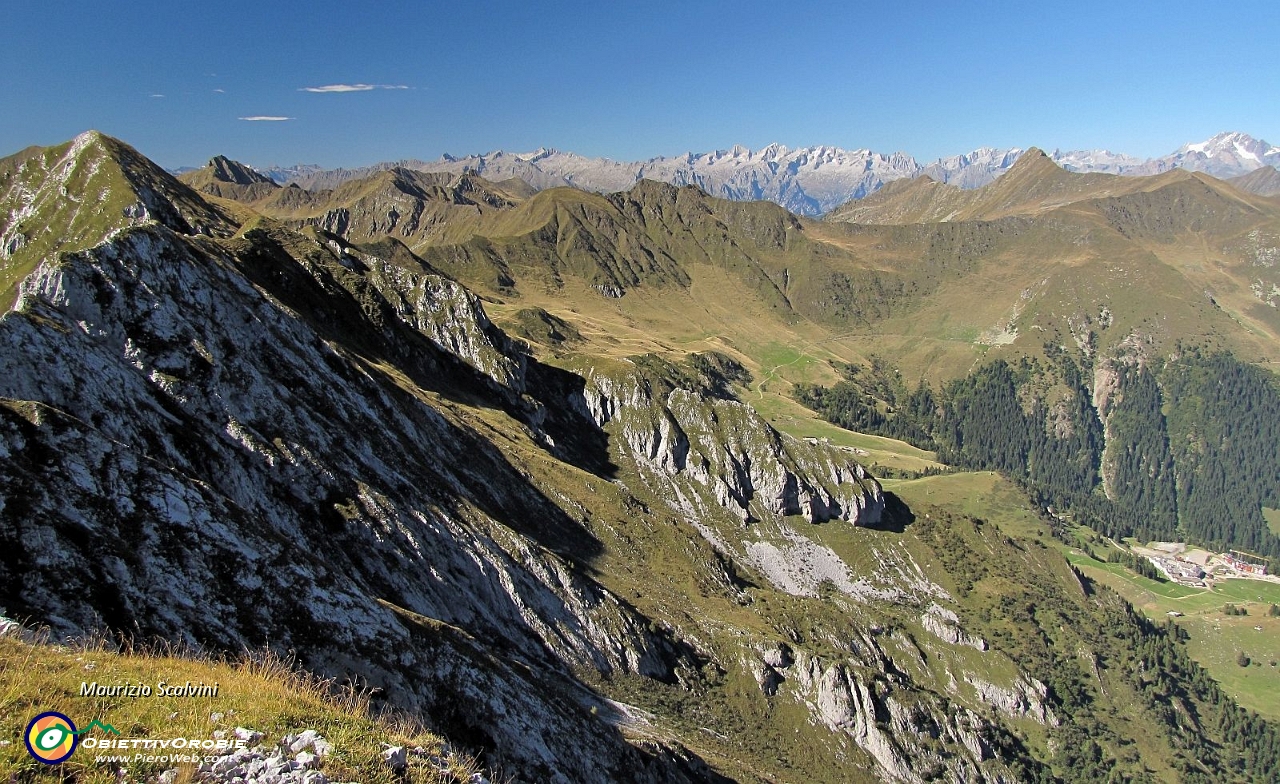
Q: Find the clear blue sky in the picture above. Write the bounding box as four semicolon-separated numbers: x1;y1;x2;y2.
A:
3;0;1277;169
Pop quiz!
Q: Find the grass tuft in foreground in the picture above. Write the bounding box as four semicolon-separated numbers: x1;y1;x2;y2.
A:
0;623;485;783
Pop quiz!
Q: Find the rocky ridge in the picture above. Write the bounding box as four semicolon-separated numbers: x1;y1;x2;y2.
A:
0;133;1068;782
574;359;883;527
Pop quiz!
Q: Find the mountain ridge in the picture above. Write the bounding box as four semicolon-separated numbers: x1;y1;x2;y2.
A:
224;131;1280;217
175;140;1280;375
1231;164;1280;197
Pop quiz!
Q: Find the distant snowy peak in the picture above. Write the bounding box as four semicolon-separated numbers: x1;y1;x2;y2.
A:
1167;131;1280;177
1049;148;1147;174
1043;133;1280;179
1177;131;1274;159
924;147;1025;189
439;132;1276;214
260;162;328;185
414;143;939;215
256;131;1277;216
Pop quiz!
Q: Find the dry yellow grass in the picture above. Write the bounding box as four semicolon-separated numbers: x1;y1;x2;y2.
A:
0;626;482;783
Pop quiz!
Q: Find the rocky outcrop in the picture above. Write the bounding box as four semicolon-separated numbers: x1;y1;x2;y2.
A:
178;156;281;203
922;603;988;651
576;363;883;527
209;155;275;187
350;238;528;395
788;652;1009;783
964;674;1057;726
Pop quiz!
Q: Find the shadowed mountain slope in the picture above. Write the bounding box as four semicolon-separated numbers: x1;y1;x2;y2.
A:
1231;165;1280;197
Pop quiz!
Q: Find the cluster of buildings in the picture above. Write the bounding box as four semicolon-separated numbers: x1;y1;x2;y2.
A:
1224;551;1269;576
1149;556;1209;587
1142;547;1270;588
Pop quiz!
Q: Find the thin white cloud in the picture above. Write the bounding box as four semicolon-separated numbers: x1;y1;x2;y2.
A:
213;88;226;94
239;116;293;122
299;83;409;93
149;94;165;99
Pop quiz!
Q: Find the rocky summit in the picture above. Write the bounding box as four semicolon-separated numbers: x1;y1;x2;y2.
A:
3;131;1280;783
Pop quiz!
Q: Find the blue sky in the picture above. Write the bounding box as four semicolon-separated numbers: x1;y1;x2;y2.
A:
3;0;1278;169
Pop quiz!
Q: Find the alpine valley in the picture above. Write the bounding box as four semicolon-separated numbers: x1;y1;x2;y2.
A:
3;129;1280;783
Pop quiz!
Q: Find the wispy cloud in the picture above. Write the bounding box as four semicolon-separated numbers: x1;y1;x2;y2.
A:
213;88;226;94
149;94;165;99
239;116;293;122
299;83;409;93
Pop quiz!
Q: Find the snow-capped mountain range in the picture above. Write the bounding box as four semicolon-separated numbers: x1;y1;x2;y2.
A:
256;131;1280;217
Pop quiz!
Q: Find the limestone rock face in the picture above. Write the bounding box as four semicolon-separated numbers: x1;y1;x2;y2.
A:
358;245;528;395
965;674;1057;726
922;603;988;651
576;365;884;527
790;652;1007;784
208;155;275;187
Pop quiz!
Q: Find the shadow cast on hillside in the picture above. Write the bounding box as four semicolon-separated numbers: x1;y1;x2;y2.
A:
869;491;915;534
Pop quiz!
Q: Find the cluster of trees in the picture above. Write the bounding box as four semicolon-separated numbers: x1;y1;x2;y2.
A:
1110;549;1165;582
1162;352;1280;555
795;347;1280;559
1102;364;1178;537
793;356;934;446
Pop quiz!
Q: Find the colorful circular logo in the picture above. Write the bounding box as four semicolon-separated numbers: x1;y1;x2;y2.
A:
24;712;78;764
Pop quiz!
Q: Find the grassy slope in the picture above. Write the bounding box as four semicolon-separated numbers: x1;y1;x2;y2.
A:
825;149;1137;225
507;248;1280;726
1066;557;1280;720
1264;506;1280;537
886;470;1280;722
881;482;1183;780
536;404;1254;782
481;264;942;473
0;633;476;782
747;391;942;473
446;363;1042;780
